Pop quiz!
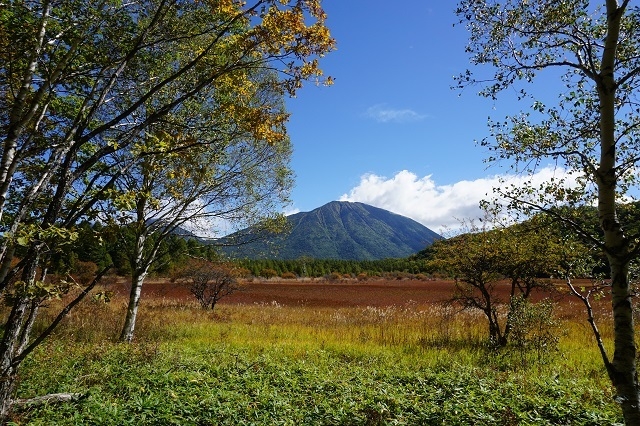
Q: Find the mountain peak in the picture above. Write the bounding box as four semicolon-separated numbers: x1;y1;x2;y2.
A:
225;201;442;260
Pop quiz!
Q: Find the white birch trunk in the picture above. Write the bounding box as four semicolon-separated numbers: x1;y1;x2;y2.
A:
0;254;41;421
119;269;148;343
119;227;149;343
597;3;640;423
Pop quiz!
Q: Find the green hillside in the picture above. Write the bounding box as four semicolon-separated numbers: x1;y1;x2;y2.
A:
224;201;442;260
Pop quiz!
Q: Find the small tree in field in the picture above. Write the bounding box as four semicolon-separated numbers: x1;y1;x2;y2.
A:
173;259;239;310
428;217;558;346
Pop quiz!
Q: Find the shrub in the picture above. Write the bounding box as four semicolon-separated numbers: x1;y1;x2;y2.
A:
261;268;278;279
72;261;98;285
508;297;560;364
326;272;342;281
172;259;240;310
234;267;252;279
280;272;297;280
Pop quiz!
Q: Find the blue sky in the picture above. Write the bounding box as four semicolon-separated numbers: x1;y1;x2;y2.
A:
282;1;568;234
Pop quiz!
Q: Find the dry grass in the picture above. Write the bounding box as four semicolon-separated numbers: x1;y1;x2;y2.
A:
28;287;614;367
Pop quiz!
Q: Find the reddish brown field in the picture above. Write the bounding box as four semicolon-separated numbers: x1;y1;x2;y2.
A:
113;278;583;308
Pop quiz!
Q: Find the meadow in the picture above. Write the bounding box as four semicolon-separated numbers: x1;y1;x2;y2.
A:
9;279;624;425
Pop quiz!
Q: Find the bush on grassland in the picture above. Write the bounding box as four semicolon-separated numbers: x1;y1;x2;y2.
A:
280;272;297;280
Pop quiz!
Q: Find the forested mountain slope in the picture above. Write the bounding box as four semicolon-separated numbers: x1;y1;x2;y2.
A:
223;201;442;260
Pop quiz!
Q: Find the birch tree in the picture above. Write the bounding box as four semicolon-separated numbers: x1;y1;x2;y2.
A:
116;78;293;342
456;1;640;422
0;0;333;418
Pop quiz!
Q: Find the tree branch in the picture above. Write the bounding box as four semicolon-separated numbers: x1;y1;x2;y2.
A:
566;276;615;381
12;392;87;408
12;265;113;367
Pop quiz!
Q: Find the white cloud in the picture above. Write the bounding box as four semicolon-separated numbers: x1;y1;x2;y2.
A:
179;214;235;239
179;203;300;239
364;104;428;123
339;167;578;234
284;206;300;216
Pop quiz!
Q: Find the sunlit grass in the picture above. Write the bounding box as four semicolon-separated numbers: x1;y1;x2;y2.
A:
34;292;617;370
11;292;624;424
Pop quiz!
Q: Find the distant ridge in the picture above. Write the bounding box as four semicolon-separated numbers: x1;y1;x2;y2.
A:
223;201;442;260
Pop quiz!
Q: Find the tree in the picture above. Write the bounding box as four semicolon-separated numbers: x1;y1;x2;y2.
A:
456;1;640;422
427;218;556;346
172;258;240;309
117;137;291;342
0;0;334;418
115;66;293;343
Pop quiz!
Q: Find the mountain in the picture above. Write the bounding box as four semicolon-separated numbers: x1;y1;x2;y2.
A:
222;201;442;260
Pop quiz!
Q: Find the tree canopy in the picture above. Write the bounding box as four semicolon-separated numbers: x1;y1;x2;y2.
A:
0;0;334;418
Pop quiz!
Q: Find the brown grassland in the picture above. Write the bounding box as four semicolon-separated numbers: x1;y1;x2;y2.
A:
10;277;624;424
117;277;581;308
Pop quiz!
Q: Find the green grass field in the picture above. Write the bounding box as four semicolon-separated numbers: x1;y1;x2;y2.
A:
9;295;623;425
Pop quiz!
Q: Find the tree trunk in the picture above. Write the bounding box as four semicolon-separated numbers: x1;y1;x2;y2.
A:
608;255;639;423
596;4;640;422
119;269;147;343
0;1;52;224
485;307;505;347
0;300;34;421
502;283;519;346
0;255;40;421
119;195;151;343
0;363;18;421
0;302;26;421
